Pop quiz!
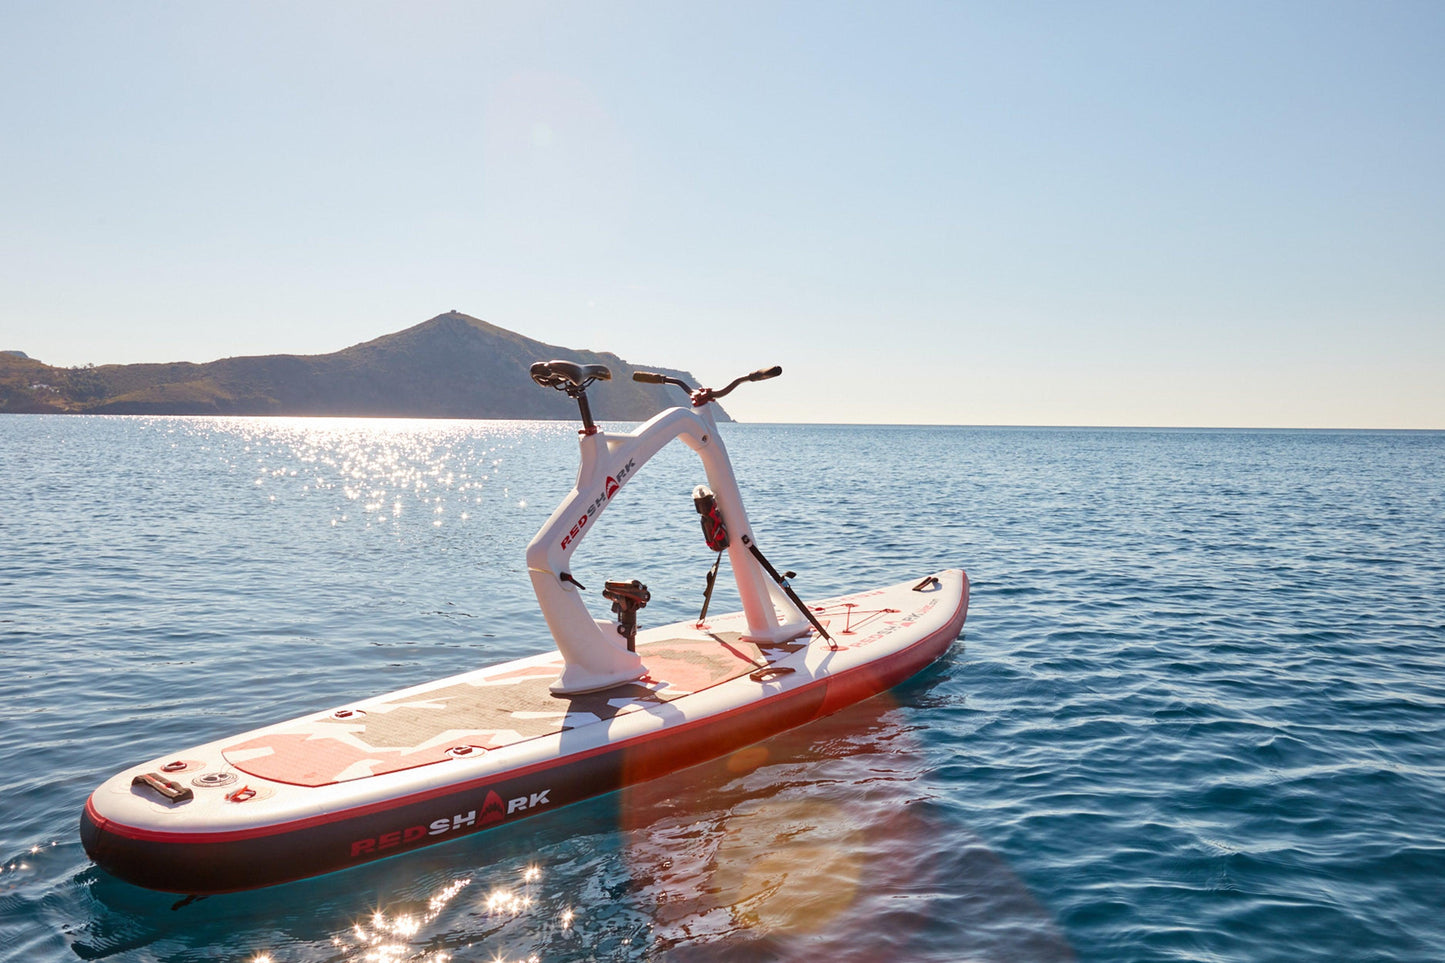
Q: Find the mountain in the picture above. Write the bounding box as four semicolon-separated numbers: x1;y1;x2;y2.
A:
0;312;726;422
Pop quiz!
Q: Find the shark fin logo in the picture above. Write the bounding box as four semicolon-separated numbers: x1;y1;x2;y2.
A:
479;790;506;827
605;476;620;499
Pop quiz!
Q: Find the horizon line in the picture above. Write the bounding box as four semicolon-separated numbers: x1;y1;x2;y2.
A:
2;411;1441;433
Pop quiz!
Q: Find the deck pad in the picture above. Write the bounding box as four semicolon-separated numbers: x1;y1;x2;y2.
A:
222;632;806;787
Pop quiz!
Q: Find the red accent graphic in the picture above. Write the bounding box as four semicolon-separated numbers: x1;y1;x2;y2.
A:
479;790;507;827
605;476;620;499
639;643;760;694
487;662;563;682
224;732;487;787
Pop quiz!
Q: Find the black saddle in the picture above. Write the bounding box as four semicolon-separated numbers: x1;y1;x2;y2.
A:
530;360;612;390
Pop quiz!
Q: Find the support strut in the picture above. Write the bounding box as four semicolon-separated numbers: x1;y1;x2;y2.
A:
740;535;835;647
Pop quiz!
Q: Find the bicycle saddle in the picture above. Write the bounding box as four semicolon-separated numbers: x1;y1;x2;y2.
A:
530;360;613;390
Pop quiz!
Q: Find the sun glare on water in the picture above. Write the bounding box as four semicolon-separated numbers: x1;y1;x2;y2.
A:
179;416;569;537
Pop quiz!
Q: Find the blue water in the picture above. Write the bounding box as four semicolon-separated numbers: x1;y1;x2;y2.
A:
2;416;1443;962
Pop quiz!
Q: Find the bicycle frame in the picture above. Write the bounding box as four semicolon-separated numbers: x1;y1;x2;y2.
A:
525;401;808;694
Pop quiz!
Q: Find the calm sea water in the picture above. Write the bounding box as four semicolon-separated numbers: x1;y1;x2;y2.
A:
2;415;1443;962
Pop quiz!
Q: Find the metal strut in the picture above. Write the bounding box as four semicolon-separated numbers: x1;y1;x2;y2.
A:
697;550;724;625
740;534;835;647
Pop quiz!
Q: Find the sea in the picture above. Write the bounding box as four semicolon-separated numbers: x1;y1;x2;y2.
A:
2;415;1443;963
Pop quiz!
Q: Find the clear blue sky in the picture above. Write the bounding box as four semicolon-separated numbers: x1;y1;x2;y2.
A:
2;1;1441;427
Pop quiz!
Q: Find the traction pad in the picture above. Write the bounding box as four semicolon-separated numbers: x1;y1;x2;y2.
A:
222;633;805;787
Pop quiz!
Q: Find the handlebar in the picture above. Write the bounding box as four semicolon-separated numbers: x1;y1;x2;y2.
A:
631;365;782;406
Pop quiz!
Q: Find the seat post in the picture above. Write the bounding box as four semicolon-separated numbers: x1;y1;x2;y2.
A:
529;360;610;435
574;389;597;435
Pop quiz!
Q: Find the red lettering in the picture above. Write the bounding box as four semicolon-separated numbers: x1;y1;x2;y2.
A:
352;825;431;856
561;513;590;550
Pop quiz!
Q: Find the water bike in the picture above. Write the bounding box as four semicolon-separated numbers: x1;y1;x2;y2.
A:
80;361;969;893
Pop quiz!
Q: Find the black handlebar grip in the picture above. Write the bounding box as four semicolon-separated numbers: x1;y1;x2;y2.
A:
633;371;667;384
749;365;782;381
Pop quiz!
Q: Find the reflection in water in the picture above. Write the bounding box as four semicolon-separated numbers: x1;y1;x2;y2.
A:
339;875;473;961
710;799;864;935
255;686;1070;963
608;710;1076;962
213;416;561;535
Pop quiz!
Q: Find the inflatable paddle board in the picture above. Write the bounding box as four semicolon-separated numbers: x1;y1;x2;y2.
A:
81;361;969;894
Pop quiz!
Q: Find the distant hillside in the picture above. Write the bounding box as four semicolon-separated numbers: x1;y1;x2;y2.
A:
0;312;726;422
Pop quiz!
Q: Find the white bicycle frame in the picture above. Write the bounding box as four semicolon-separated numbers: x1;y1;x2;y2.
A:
525;400;809;694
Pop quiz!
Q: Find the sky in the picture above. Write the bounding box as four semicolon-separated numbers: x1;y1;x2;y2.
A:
2;1;1442;427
